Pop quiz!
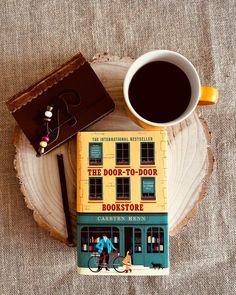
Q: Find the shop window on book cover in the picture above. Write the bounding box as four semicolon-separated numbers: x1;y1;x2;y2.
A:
141;142;155;165
81;226;119;252
147;227;164;253
134;228;142;253
89;143;102;165
116;143;130;165
89;177;102;200
141;177;156;200
116;177;130;200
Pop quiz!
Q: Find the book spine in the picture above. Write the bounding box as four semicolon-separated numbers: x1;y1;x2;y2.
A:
77;133;82;273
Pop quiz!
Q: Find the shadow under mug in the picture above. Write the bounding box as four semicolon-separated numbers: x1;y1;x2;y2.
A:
123;50;218;129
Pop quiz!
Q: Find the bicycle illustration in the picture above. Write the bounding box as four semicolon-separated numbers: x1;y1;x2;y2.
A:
88;250;125;273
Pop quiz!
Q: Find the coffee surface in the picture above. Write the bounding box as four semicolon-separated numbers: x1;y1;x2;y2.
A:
128;61;191;123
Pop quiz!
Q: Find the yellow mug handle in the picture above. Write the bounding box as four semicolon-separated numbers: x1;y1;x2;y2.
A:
198;86;218;106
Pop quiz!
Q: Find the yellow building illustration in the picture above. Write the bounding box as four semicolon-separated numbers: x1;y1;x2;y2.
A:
77;131;168;273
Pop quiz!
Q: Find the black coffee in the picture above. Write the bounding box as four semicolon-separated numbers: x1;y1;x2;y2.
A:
128;61;191;123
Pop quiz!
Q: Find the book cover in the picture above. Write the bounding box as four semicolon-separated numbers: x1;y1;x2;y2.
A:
77;131;168;275
6;53;115;155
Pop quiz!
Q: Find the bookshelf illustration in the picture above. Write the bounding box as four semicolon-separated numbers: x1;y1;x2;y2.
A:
147;227;164;253
81;226;119;252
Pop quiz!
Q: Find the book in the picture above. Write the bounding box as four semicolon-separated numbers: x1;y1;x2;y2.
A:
77;131;169;275
6;53;114;155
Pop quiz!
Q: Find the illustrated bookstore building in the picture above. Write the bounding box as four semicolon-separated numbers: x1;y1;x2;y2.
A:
77;131;168;269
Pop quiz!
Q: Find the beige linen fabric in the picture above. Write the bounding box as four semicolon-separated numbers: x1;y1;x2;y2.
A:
0;0;235;294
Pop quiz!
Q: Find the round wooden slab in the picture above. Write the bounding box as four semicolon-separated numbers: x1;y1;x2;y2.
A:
13;54;213;244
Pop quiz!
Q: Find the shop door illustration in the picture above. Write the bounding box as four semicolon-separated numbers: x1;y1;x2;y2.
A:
124;227;144;265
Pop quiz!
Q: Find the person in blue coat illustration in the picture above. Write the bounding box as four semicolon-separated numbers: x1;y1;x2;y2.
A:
95;234;116;271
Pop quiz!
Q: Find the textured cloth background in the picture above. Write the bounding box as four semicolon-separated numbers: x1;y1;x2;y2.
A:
0;0;235;294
